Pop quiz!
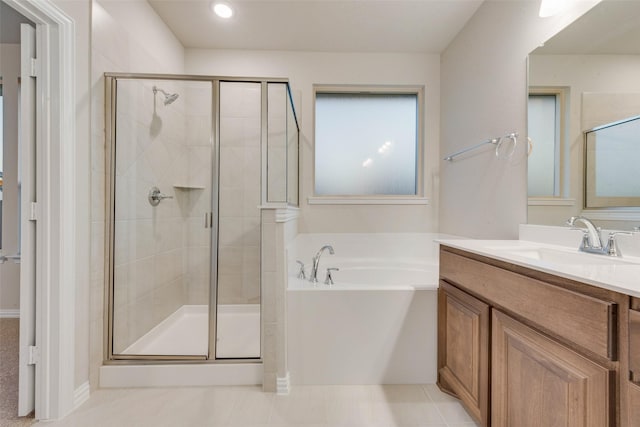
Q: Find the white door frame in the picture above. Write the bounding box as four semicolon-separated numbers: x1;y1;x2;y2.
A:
2;0;76;420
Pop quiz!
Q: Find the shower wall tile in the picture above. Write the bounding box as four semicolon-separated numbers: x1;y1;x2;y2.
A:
243;189;261;219
217;246;243;276
152;278;186;327
220;149;245;187
155;218;185;253
220;84;261;119
187;280;209;306
218;274;243;302
220;118;244;147
186;247;210;281
186;147;212;188
154;248;184;286
133;257;156;299
219;189;243;217
218;218;244;247
186;216;210;248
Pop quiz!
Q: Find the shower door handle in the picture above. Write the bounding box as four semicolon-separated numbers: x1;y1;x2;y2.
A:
204;212;214;228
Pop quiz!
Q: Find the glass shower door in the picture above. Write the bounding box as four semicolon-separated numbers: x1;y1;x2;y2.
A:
215;81;262;359
110;78;213;358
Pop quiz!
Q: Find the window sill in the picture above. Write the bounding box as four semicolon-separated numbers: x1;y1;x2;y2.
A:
307;197;429;205
581;209;640;221
528;197;575;206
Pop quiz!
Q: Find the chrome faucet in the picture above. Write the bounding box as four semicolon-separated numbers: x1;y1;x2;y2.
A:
566;216;631;256
310;245;334;283
566;216;604;252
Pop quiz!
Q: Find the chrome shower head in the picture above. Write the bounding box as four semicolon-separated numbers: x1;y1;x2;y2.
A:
152;86;179;106
164;93;179;105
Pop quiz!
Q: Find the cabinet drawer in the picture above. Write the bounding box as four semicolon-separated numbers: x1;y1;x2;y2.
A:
440;249;617;360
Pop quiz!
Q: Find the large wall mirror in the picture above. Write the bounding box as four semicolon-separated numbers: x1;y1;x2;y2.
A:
527;0;640;228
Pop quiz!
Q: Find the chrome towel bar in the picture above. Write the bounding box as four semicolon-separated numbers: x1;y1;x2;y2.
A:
444;132;518;162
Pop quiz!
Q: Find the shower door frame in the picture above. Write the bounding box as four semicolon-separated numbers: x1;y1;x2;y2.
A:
104;73;290;364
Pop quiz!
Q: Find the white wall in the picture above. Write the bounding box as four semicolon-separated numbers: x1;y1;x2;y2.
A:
90;0;184;388
0;44;20;314
186;50;441;233
439;0;598;239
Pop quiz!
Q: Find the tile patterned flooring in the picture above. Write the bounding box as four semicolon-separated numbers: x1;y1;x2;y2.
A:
34;384;479;427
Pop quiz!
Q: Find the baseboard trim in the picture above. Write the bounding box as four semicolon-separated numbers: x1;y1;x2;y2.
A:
0;309;20;318
73;381;90;409
276;372;290;395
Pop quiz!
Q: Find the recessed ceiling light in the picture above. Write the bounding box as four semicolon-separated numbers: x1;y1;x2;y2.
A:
212;2;233;19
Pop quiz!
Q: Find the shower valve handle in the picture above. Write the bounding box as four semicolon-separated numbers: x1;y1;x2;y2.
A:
148;186;173;206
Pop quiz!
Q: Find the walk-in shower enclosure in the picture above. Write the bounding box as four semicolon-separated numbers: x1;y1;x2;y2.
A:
104;74;299;362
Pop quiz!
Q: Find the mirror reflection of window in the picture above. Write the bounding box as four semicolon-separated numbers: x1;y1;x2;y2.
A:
527;90;565;198
585;116;640;208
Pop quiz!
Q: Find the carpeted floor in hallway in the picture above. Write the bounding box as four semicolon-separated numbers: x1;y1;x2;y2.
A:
0;318;36;427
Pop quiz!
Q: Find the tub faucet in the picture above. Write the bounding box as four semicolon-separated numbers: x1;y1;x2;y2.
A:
310;245;334;283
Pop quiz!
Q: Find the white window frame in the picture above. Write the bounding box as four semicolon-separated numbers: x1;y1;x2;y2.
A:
309;84;427;205
527;87;574;206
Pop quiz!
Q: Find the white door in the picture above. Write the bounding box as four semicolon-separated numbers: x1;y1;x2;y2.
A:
18;22;37;417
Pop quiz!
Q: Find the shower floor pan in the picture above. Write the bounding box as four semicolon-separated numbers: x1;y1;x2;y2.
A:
122;304;260;358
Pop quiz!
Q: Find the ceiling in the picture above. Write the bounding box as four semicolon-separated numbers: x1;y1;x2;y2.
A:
147;0;484;53
534;0;640;55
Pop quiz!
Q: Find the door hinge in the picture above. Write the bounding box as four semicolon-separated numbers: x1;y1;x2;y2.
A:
28;346;39;365
29;57;38;78
29;202;39;221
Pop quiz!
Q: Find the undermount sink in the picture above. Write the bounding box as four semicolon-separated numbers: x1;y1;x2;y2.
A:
501;247;636;266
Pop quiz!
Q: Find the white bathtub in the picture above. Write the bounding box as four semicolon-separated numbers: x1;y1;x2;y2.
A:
287;233;456;386
289;258;437;290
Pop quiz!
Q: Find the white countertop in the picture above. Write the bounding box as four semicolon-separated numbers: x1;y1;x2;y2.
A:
438;238;640;298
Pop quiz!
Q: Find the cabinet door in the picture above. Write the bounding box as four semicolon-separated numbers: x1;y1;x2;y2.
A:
438;281;490;426
492;310;611;427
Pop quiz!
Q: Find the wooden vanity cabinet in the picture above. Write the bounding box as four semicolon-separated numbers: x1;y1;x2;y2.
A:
437;280;489;426
438;245;631;427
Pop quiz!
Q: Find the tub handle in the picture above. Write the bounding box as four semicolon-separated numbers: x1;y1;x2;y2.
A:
324;267;339;285
296;260;306;280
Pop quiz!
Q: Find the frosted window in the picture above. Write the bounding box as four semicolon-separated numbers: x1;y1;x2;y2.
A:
585;116;640;207
528;95;559;197
315;92;418;196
